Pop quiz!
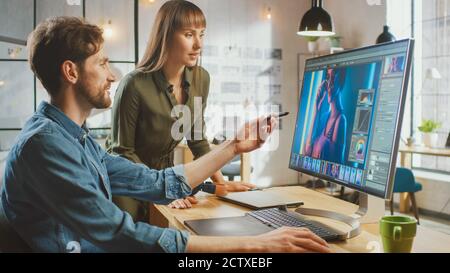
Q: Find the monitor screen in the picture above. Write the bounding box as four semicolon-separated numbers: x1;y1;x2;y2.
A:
289;39;414;199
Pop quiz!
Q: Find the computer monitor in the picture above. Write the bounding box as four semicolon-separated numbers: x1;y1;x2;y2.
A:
290;39;414;203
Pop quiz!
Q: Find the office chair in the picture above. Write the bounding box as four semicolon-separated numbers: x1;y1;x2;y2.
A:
390;167;422;224
221;155;254;181
213;133;253;181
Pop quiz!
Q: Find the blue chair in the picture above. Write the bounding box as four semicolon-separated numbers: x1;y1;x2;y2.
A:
390;167;423;224
213;134;253;181
221;155;254;181
221;155;241;181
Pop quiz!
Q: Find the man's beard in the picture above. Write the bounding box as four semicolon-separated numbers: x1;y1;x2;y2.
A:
76;79;111;109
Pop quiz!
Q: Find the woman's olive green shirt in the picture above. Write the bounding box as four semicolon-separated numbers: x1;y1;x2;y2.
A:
106;66;211;170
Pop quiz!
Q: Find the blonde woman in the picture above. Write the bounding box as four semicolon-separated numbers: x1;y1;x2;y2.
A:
107;0;254;222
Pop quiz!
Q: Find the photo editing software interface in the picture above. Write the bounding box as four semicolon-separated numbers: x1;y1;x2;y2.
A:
289;40;411;198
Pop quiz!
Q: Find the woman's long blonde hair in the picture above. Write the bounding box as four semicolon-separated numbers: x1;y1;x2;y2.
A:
137;0;206;72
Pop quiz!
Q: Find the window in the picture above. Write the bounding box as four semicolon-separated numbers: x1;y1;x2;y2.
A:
412;0;450;173
0;0;138;151
387;0;450;174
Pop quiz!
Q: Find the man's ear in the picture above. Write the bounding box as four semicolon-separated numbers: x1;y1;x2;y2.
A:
61;60;79;85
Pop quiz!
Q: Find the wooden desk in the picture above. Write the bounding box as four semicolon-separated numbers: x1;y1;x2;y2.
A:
176;143;251;182
399;145;450;160
398;145;450;212
153;186;450;253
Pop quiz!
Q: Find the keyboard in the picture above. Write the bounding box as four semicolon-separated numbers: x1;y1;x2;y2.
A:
247;208;340;241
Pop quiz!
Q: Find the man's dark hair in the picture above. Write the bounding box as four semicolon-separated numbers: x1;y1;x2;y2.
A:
27;16;104;97
334;68;347;88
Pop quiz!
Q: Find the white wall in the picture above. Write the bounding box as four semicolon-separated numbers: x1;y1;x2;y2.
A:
251;0;310;187
326;0;387;48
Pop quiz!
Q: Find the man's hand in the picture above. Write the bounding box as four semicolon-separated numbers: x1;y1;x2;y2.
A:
168;196;198;209
185;226;333;253
214;181;256;197
234;116;277;155
254;226;333;253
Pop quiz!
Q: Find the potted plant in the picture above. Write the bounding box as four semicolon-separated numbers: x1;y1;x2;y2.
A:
328;35;343;48
418;119;441;147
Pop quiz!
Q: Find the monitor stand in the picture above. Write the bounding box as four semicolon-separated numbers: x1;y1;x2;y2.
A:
304;178;327;188
305;179;341;195
295;192;385;239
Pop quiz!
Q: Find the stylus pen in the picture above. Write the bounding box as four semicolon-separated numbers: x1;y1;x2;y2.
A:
275;112;289;118
267;112;289;123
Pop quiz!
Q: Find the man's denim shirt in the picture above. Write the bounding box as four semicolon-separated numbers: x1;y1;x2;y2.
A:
0;102;192;253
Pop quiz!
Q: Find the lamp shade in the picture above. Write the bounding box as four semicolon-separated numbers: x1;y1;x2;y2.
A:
297;0;334;37
376;25;396;44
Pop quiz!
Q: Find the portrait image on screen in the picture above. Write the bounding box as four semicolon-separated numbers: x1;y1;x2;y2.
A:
293;62;382;168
